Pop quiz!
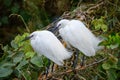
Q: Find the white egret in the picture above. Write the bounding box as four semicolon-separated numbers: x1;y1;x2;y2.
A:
54;19;103;67
23;30;72;66
55;19;102;56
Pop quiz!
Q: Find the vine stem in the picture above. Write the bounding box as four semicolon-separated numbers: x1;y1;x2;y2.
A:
9;14;30;33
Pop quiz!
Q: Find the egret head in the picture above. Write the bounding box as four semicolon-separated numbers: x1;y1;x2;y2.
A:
57;19;69;29
52;19;69;32
22;31;39;41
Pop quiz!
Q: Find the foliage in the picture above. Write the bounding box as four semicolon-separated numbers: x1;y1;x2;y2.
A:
0;0;120;80
92;17;108;32
99;33;120;80
0;0;30;26
0;33;49;80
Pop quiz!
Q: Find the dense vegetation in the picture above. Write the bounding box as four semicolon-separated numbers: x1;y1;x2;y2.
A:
0;0;120;80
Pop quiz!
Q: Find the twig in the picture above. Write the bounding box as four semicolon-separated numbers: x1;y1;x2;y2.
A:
9;14;30;33
86;57;107;67
47;57;107;78
86;1;105;14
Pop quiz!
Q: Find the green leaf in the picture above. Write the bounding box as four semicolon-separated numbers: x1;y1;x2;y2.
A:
16;59;28;70
109;44;119;49
106;69;117;80
14;33;29;47
21;70;31;80
91;17;107;32
14;33;34;55
102;55;118;70
11;40;18;49
11;3;20;13
95;24;101;30
101;24;108;32
0;67;13;77
25;52;35;59
102;62;111;70
1;62;15;67
2;45;9;52
30;55;43;67
13;52;24;63
30;71;38;80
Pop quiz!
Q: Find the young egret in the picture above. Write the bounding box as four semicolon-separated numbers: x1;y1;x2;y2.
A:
23;30;72;66
54;19;102;67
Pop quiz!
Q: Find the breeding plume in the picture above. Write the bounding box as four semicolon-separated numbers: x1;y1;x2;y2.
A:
55;19;102;56
23;30;72;66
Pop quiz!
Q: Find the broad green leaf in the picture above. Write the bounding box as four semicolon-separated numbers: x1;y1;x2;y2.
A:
14;33;34;58
21;70;31;80
2;45;9;52
25;52;35;59
0;67;13;77
16;59;28;70
11;3;20;13
109;44;119;49
95;24;101;30
102;62;111;70
14;33;29;47
30;71;38;80
101;24;108;32
11;40;18;49
7;50;13;54
91;17;107;32
106;69;117;80
13;52;24;63
1;62;15;67
102;55;118;70
30;55;43;67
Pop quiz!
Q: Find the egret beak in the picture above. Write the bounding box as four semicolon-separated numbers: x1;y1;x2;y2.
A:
51;24;61;32
21;35;33;42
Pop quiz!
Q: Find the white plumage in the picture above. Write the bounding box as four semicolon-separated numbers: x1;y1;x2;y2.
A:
56;19;102;56
29;30;72;66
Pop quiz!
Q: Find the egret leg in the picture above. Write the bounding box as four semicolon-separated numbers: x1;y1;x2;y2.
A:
51;63;54;72
80;55;85;67
45;59;51;77
72;49;79;68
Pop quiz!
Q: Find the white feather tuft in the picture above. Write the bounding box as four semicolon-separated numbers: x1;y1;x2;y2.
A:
57;19;102;56
30;30;72;66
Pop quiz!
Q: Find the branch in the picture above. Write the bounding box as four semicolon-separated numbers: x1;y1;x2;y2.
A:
86;1;105;14
47;57;107;79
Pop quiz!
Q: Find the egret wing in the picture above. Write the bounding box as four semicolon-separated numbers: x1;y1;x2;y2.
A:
32;31;72;65
61;20;98;56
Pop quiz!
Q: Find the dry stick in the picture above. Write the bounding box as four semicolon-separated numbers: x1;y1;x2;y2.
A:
85;57;107;67
86;1;104;14
45;1;105;31
9;14;30;33
47;57;107;78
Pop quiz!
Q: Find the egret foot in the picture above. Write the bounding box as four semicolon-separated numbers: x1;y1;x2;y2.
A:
80;55;85;68
45;59;51;77
51;63;58;72
72;49;79;69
